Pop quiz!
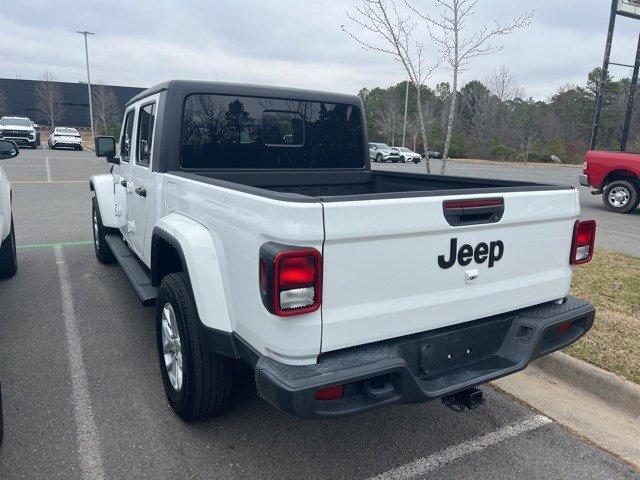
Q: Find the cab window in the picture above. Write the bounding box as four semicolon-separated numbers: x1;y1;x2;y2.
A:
120;110;135;163
136;103;156;167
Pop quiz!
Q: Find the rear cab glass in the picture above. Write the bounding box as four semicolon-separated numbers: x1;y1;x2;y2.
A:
180;94;365;169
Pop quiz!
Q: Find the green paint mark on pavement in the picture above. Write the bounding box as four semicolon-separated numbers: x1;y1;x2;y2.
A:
17;240;94;250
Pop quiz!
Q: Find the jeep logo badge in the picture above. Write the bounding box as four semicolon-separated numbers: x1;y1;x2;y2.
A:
438;238;504;269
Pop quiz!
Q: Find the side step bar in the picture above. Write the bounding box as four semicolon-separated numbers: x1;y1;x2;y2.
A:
105;235;157;306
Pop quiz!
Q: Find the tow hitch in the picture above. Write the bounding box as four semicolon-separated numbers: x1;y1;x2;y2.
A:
442;388;485;412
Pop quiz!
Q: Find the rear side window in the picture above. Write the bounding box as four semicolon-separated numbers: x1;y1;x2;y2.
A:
180;94;365;169
137;103;156;167
120;110;135;163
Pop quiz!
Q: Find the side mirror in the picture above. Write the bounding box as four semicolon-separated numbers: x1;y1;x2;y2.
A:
0;140;19;160
95;136;118;163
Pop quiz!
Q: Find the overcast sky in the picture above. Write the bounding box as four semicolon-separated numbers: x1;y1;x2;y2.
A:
2;0;640;99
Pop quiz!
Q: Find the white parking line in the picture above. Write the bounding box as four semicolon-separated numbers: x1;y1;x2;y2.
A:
54;246;106;480
368;414;553;480
45;156;52;182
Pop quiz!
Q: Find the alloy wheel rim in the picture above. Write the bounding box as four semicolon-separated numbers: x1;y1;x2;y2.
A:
608;186;630;208
93;211;99;248
161;303;183;391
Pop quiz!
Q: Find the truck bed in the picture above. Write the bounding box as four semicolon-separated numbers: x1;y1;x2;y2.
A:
170;170;570;202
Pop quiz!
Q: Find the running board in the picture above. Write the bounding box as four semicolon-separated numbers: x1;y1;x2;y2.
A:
105;235;157;306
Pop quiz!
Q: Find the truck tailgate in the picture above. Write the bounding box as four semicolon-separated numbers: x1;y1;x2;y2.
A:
320;189;579;352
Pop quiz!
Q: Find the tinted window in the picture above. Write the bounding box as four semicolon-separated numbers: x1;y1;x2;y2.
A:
137;103;156;167
120;110;135;163
181;94;365;169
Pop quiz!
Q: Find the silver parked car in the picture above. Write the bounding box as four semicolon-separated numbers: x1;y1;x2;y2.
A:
369;143;401;163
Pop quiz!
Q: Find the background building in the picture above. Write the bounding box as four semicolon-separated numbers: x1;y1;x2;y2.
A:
0;77;144;128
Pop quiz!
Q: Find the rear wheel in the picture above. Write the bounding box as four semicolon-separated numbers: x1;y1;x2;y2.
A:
156;272;235;421
400;156;406;163
602;180;638;213
376;153;383;163
92;197;115;263
0;218;17;278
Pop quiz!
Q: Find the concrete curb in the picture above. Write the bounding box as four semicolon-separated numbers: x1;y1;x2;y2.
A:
534;352;640;418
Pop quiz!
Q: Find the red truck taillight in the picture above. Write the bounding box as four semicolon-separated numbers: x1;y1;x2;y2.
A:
570;220;596;265
259;243;322;317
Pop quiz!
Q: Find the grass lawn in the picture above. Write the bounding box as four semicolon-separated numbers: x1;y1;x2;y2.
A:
569;250;640;384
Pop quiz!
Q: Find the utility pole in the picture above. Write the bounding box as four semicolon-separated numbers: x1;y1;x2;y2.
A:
76;30;95;139
402;81;409;147
621;33;640;151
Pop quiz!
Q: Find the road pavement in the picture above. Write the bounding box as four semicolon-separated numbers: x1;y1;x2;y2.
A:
0;147;637;480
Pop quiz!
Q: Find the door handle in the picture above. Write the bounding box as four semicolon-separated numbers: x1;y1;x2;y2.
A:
135;187;147;197
120;179;127;187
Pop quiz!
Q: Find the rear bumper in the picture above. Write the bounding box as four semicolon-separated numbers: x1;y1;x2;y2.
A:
579;174;591;187
252;297;595;419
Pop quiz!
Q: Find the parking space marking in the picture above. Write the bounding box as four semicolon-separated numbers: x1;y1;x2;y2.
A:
45;156;52;182
368;414;553;480
54;246;106;480
18;240;93;250
11;180;86;184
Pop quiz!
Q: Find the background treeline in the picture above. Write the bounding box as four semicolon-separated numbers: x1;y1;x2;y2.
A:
360;67;640;164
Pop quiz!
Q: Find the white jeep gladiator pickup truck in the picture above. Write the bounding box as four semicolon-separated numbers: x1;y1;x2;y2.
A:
90;80;596;421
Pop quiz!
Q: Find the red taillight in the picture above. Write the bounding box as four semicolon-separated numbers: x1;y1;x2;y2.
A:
315;385;344;400
556;321;573;334
570;219;596;265
259;244;322;317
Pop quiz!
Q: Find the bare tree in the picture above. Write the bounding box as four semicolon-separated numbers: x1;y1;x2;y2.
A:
487;66;523;102
92;81;120;135
376;93;403;145
34;70;65;128
343;0;440;173
408;0;533;173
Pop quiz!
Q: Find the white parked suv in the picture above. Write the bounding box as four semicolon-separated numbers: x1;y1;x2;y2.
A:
0;139;18;279
0;138;19;448
48;127;83;150
90;80;596;422
0;117;38;149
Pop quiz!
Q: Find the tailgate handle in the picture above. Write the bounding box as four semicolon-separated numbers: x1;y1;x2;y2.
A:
443;198;504;226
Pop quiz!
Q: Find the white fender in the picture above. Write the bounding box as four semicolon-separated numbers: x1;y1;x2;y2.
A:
90;174;119;228
154;213;232;332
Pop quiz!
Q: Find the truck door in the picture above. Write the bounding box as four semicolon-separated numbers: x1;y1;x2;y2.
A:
126;97;158;262
113;108;135;230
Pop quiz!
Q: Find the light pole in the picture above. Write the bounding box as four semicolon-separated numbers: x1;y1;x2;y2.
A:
76;30;95;139
402;81;409;147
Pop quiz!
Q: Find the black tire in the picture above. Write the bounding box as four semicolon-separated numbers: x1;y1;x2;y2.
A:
400;156;406;163
92;197;115;263
78;146;84;151
376;153;383;163
602;180;638;213
156;272;235;422
0;218;17;279
413;158;420;164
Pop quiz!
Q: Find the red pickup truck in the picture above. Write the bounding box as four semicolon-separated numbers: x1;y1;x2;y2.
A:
581;150;640;213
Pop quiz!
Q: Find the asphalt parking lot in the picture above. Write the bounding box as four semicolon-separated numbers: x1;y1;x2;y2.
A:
0;147;638;480
375;159;640;257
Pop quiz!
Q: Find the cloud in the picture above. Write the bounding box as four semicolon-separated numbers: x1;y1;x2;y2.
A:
0;0;637;98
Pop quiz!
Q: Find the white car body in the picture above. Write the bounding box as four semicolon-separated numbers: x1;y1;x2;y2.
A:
49;127;83;150
0;117;37;149
0;164;10;244
90;81;595;420
394;147;422;163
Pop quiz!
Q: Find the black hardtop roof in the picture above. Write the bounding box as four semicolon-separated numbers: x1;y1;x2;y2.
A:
126;80;362;108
